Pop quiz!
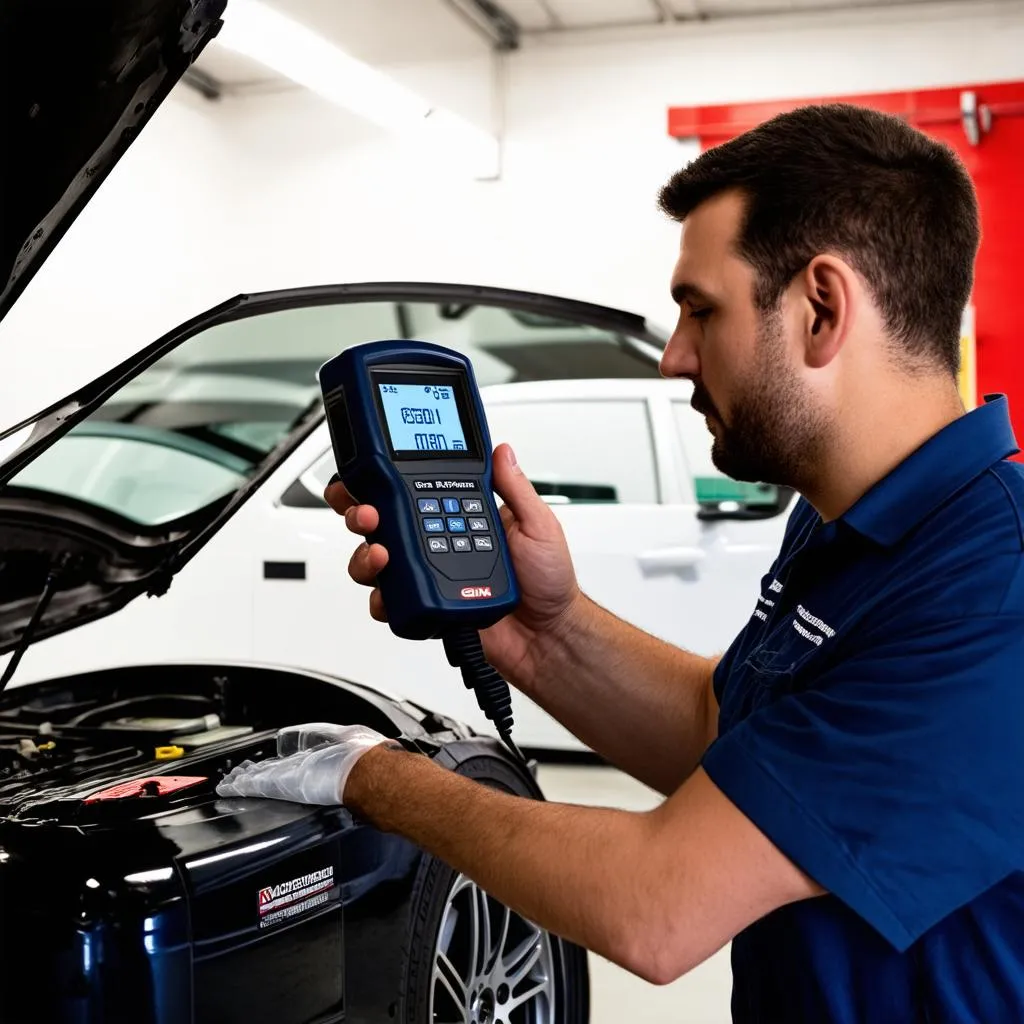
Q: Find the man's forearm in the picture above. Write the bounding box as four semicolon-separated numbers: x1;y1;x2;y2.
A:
346;743;662;981
515;595;719;795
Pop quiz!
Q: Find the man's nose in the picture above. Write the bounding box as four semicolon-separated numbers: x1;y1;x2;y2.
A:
659;325;699;380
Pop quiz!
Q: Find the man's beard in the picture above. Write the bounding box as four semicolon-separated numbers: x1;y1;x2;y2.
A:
691;312;829;490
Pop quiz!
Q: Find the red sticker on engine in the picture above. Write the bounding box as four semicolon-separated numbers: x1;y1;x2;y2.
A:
84;775;207;803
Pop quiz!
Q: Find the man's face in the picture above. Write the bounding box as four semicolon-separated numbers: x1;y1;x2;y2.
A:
660;190;828;489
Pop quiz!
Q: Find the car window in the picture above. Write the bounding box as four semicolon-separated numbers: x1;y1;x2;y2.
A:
8;296;660;527
672;401;780;509
484;400;659;504
288;399;662;508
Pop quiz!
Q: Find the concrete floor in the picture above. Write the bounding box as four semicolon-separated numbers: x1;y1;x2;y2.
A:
534;765;733;1024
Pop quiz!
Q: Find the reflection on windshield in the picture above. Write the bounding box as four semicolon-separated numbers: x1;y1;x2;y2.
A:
8;297;659;526
13;429;247;526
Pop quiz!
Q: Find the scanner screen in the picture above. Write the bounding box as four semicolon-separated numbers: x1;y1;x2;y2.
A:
377;382;470;454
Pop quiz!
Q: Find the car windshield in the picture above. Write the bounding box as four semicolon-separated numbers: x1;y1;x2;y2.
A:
10;296;661;526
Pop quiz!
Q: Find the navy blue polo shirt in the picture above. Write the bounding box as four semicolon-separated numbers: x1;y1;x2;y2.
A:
702;394;1024;1023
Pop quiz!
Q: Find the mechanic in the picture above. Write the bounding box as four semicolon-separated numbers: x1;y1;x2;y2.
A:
218;104;1024;1022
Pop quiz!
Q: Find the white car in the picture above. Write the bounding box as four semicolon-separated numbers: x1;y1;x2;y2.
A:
4;284;793;751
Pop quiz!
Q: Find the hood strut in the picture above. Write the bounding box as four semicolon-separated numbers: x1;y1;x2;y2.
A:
0;553;70;694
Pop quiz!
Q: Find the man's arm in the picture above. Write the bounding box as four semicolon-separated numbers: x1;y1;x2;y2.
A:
509;593;720;796
331;445;722;798
346;743;823;985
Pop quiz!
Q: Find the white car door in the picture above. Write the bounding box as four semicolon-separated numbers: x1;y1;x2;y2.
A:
249;382;704;750
481;379;704;633
252;385;705;750
251;381;792;751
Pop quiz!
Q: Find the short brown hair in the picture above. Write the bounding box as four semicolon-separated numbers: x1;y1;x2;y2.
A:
658;103;980;375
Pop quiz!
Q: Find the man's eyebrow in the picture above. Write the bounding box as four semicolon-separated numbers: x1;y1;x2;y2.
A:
671;282;715;306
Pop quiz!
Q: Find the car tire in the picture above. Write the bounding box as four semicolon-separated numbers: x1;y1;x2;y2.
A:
398;750;590;1023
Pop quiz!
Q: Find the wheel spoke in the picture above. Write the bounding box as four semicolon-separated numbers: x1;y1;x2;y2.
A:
507;977;550;1013
504;927;543;987
434;951;468;1014
468;884;481;986
491;902;511;975
475;885;493;979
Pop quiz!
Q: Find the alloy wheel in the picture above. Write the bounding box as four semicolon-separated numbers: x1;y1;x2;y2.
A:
430;873;555;1024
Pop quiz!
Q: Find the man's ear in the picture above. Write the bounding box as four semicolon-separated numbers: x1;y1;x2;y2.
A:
797;255;855;369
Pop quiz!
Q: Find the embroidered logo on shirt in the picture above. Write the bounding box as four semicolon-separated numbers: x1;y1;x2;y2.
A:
753;578;784;622
792;604;836;646
754;596;774;622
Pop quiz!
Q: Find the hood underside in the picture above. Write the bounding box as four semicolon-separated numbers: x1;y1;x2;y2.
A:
0;0;226;322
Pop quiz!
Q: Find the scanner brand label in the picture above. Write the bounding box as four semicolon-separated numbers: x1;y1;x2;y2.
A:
414;479;478;491
257;866;335;929
460;586;493;599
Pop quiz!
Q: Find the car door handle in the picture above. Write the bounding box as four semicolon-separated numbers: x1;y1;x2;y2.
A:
636;547;706;572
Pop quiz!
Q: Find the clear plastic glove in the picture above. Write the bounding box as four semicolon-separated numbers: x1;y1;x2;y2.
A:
216;723;388;805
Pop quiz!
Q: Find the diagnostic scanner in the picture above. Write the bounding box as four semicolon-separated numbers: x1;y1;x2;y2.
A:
318;340;522;754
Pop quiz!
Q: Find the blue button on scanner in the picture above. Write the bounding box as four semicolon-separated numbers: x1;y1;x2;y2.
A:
422;518;445;533
417;498;441;514
447;517;467;533
442;498;461;515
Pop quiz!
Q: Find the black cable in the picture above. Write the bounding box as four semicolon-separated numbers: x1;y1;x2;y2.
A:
442;627;524;762
0;554;69;696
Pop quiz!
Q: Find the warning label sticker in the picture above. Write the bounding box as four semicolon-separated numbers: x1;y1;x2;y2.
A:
257;866;335;929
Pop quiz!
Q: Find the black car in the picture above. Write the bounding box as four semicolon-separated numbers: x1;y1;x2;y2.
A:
0;2;589;1021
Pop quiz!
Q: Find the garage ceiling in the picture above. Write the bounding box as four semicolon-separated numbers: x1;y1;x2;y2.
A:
191;0;995;95
499;0;994;32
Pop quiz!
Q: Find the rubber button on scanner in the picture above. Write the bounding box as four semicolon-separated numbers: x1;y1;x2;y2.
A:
447;517;467;533
417;498;441;514
468;517;489;531
462;498;484;514
427;537;450;553
473;536;493;551
452;537;472;552
442;498;461;515
422;518;445;533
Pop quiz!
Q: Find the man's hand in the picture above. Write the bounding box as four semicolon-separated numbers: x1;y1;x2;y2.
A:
216;723;390;805
326;442;584;688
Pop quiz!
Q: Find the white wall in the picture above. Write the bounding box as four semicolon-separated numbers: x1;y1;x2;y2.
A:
0;88;242;430
3;0;1023;431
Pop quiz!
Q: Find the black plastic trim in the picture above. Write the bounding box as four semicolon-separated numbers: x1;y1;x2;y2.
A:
263;561;306;580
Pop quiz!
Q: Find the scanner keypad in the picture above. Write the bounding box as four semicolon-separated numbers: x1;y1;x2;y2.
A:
410;480;498;583
418;494;491;551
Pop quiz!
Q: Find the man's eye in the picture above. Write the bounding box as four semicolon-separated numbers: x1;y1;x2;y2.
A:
689;308;712;321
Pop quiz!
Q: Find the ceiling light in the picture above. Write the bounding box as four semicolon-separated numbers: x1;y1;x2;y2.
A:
216;0;500;178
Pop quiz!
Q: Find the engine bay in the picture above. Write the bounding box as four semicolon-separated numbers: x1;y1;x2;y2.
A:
0;661;464;823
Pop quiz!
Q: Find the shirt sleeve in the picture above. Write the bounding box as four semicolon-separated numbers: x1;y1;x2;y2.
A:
702;612;1024;951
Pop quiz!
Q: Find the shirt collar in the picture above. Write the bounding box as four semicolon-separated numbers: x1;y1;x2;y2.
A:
841;394;1020;547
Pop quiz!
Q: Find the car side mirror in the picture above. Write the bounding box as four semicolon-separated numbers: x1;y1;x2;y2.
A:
695;480;795;522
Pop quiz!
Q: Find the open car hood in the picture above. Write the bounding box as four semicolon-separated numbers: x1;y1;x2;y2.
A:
1;0;226;322
0;282;665;658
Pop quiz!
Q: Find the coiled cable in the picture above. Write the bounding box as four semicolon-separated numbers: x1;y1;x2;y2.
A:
442;628;523;761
